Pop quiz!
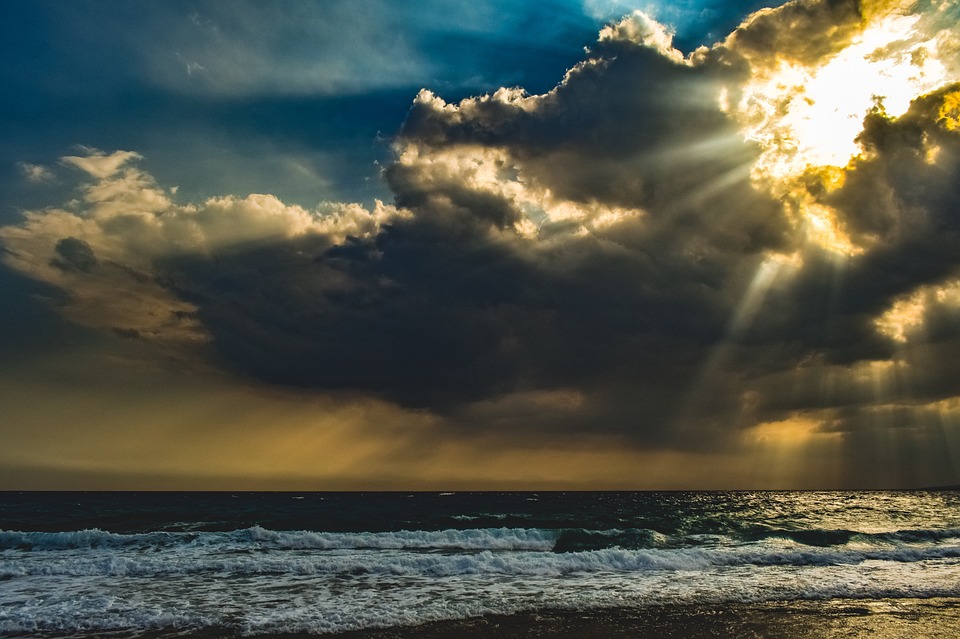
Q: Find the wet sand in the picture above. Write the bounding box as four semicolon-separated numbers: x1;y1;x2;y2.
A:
33;598;960;638
260;598;960;639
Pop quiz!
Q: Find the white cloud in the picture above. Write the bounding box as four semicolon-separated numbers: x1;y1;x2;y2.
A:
598;10;684;61
17;162;55;184
61;149;143;180
0;150;400;344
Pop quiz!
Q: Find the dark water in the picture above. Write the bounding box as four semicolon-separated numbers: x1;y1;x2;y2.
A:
2;491;960;636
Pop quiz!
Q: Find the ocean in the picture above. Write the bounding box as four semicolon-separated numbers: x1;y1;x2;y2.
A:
2;491;960;637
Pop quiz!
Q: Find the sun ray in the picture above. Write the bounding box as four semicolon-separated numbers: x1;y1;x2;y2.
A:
727;251;803;336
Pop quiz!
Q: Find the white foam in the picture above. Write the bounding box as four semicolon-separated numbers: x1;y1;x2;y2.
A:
3;529;960;579
5;525;960;635
0;527;557;552
247;526;557;551
4;557;960;636
6;525;957;553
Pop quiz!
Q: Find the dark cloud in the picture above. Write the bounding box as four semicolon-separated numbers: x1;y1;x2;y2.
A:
159;218;754;446
397;37;769;217
51;237;98;273
721;0;864;67
147;19;792;446
4;0;960;460
0;261;86;361
169;16;960;448
717;87;960;416
839;85;960;251
819;88;960;330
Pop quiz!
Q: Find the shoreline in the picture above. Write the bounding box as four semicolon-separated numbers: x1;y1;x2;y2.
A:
8;597;960;637
323;598;960;639
94;597;960;639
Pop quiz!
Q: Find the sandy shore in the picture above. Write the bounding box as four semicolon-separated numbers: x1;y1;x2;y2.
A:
24;598;960;638
246;597;960;639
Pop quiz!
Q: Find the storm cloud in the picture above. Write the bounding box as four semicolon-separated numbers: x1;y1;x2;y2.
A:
4;0;960;458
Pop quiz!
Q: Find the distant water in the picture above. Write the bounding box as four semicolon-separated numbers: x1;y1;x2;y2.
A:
2;491;960;636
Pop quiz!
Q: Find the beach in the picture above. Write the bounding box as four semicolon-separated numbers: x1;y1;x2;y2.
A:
330;599;960;639
236;598;960;639
63;599;960;638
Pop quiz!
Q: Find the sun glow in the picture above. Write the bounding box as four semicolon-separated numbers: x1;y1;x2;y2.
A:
875;279;960;343
738;12;948;180
747;415;834;446
940;89;960;130
729;7;952;255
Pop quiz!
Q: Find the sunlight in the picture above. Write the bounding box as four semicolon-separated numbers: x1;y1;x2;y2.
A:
739;11;947;180
731;8;951;256
671;251;803;439
875;279;960;343
940;89;960;130
876;290;928;343
728;251;803;335
801;201;863;256
395;142;643;236
845;359;907;412
748;414;834;446
742;412;844;487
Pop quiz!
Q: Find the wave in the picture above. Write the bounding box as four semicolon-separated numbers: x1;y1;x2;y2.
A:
552;528;669;552
0;526;558;553
740;527;960;547
0;528;192;551
4;524;960;554
4;536;960;580
248;526;557;551
5;528;960;636
552;526;960;553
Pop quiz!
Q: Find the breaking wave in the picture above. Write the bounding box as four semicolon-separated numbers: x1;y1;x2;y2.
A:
3;526;960;580
5;524;960;552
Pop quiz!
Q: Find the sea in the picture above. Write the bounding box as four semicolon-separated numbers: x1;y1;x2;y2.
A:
2;491;960;637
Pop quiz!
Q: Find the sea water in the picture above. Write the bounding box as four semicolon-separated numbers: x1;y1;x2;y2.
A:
2;491;960;636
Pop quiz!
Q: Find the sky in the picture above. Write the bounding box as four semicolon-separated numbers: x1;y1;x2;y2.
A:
2;0;960;490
